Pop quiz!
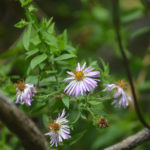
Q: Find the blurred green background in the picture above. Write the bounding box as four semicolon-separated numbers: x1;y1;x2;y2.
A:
0;0;150;149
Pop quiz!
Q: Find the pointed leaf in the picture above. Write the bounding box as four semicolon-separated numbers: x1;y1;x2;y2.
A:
30;53;47;69
54;54;76;61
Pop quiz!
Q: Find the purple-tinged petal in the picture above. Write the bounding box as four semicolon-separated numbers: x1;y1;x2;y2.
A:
67;71;74;76
76;62;81;72
113;88;122;98
64;77;74;82
81;62;86;70
86;71;100;77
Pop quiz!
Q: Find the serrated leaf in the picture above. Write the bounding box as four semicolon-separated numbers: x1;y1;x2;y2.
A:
62;96;70;108
14;19;28;28
30;53;47;69
23;24;32;50
54;54;76;61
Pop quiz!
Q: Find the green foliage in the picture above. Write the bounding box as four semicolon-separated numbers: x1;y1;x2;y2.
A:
14;19;28;28
19;0;33;7
0;0;150;150
62;96;70;108
30;53;47;69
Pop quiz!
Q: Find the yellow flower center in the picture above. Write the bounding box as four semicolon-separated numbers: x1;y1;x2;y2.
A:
50;122;60;131
116;79;127;90
75;71;84;81
15;79;26;91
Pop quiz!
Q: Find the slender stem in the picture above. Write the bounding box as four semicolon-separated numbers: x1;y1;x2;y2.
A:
85;96;96;119
112;0;150;129
51;55;59;89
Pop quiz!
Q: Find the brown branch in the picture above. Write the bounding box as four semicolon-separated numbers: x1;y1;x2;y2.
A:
0;93;50;150
112;0;150;129
104;128;150;150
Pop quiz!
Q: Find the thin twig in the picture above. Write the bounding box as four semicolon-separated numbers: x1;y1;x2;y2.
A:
104;128;150;150
0;93;50;150
112;0;150;129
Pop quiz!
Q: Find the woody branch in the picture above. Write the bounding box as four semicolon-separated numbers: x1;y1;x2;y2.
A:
0;93;49;150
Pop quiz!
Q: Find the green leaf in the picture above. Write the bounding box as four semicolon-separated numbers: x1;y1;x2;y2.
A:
62;96;70;108
131;27;150;39
42;32;58;48
28;4;38;12
46;70;57;74
122;10;143;23
69;130;87;146
23;24;32;50
20;0;32;7
41;17;53;29
88;101;102;105
48;23;55;34
42;114;49;128
14;19;28;28
138;81;150;91
71;111;81;124
80;114;87;120
26;49;39;59
54;54;76;61
30;53;47;69
39;63;46;70
1;145;12;150
40;76;56;85
57;30;68;50
0;48;20;59
25;75;38;84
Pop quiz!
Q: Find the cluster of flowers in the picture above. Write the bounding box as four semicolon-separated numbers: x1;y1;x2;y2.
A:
15;62;132;147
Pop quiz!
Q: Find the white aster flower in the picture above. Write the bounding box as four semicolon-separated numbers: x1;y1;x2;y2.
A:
45;109;71;147
103;80;133;108
15;80;37;106
64;62;100;98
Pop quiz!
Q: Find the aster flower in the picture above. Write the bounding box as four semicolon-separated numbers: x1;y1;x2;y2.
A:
45;109;71;147
103;80;132;108
64;62;100;98
15;80;37;106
